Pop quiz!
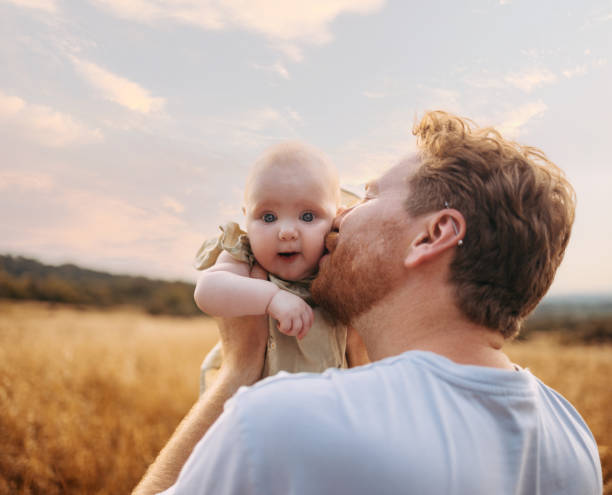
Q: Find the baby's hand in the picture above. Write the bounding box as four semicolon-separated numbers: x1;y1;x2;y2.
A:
267;290;314;340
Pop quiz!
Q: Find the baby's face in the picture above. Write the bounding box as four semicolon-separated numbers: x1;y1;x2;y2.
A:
244;164;337;281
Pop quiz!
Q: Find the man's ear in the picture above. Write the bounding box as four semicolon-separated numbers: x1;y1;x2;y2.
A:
241;206;246;216
404;209;465;268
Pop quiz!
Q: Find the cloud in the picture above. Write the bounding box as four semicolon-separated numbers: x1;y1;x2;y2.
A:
418;86;461;109
0;91;24;115
333;111;418;186
496;100;547;138
252;61;290;80
91;0;386;48
336;145;407;185
580;8;612;30
239;107;284;132
2;0;57;12
275;42;304;62
71;57;165;114
185;105;304;155
504;68;557;92
223;0;386;44
0;184;203;280
0;90;103;147
463;73;507;90
562;55;607;79
286;107;302;123
590;10;612;24
227;106;299;135
465;67;557;93
272;62;290;79
0;170;55;191
362;91;385;99
562;64;588;78
162;196;185;214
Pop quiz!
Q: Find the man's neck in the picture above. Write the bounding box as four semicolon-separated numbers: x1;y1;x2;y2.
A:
352;283;514;370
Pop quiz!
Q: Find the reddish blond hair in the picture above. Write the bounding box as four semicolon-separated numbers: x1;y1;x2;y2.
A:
408;111;575;338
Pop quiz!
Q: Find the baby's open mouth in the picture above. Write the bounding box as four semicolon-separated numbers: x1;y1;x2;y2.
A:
278;252;299;257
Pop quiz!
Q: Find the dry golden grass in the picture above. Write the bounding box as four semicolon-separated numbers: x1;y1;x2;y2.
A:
0;301;610;494
0;301;217;495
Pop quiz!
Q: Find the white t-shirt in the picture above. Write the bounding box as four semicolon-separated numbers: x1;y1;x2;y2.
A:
161;351;602;495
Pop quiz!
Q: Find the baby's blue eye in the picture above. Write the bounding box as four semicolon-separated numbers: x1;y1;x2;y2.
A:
301;212;314;222
262;213;276;223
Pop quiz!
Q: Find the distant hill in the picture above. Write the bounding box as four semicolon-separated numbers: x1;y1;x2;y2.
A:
521;293;612;344
530;293;612;322
2;254;612;342
0;255;200;316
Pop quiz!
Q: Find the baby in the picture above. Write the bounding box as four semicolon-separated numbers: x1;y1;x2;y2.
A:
193;142;350;394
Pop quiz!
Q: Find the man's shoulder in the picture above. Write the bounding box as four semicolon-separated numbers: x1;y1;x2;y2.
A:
221;362;401;460
233;363;372;408
233;350;452;403
228;351;438;421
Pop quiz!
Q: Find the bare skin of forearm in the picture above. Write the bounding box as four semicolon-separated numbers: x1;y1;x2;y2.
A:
194;271;279;317
133;315;267;495
132;366;255;495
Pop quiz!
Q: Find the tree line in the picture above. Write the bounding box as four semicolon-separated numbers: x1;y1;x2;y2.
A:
1;254;611;342
0;255;200;316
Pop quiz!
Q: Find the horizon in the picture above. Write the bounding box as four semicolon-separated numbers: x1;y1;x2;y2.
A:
1;0;611;295
3;252;612;303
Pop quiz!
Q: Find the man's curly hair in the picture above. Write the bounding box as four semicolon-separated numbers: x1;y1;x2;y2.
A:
407;111;575;338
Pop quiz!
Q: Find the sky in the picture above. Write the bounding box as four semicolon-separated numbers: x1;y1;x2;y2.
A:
1;0;611;296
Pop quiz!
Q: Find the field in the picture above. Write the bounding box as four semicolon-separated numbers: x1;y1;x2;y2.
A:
0;301;610;494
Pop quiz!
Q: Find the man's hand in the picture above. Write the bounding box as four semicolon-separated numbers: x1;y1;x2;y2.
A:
267;289;314;340
215;313;268;384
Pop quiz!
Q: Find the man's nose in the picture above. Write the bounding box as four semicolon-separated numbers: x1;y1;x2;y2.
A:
279;224;298;241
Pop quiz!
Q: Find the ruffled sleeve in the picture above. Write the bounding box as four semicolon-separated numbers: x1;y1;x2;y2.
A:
193;222;254;270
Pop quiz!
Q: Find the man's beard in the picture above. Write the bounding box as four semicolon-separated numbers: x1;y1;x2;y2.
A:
312;220;404;326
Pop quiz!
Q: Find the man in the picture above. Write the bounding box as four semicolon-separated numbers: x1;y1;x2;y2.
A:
135;111;602;494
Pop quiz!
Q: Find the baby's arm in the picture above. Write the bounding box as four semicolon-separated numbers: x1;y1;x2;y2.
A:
195;251;276;316
194;252;313;338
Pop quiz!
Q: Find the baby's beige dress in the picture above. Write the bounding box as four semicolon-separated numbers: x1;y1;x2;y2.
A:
194;222;347;395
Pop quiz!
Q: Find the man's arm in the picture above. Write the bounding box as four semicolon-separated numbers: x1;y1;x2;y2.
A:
132;314;268;495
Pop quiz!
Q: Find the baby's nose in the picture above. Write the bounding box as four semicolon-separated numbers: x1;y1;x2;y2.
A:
278;225;298;241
